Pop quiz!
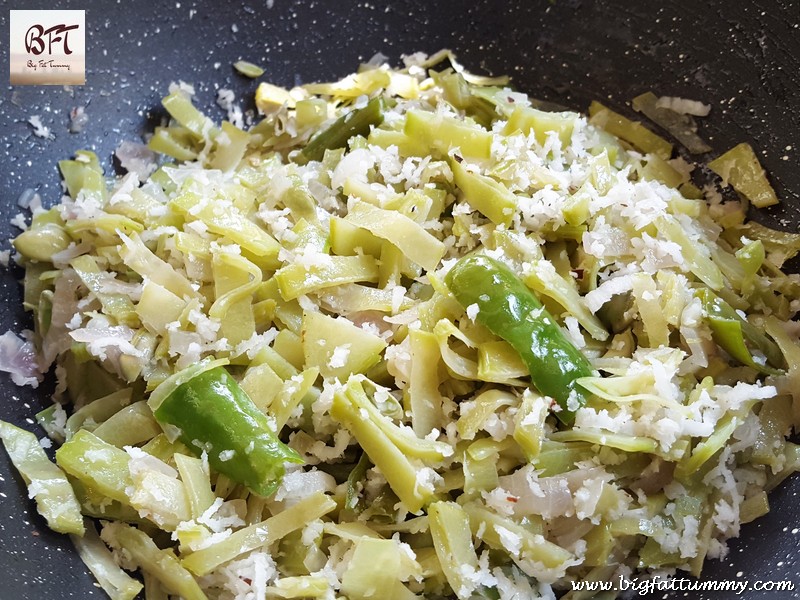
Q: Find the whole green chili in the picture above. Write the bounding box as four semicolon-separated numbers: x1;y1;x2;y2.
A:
298;96;386;164
445;255;593;424
153;366;302;497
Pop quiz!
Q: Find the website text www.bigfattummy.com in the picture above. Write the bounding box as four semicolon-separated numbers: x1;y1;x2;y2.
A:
570;575;796;596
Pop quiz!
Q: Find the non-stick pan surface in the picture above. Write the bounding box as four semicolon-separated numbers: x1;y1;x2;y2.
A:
1;1;798;598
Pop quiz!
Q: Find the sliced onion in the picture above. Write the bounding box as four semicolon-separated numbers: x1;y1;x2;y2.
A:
655;96;711;117
115;141;158;180
0;330;42;387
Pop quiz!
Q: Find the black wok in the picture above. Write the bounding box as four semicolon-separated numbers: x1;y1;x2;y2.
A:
1;0;798;597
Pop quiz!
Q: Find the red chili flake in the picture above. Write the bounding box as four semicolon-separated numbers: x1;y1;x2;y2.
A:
507;496;518;503
453;154;463;163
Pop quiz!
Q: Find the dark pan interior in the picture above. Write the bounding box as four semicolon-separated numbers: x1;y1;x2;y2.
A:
0;1;798;598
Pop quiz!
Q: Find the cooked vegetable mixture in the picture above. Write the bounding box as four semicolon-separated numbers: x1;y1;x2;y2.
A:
3;50;800;600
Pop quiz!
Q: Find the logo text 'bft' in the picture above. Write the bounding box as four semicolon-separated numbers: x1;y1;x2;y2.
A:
25;23;80;56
